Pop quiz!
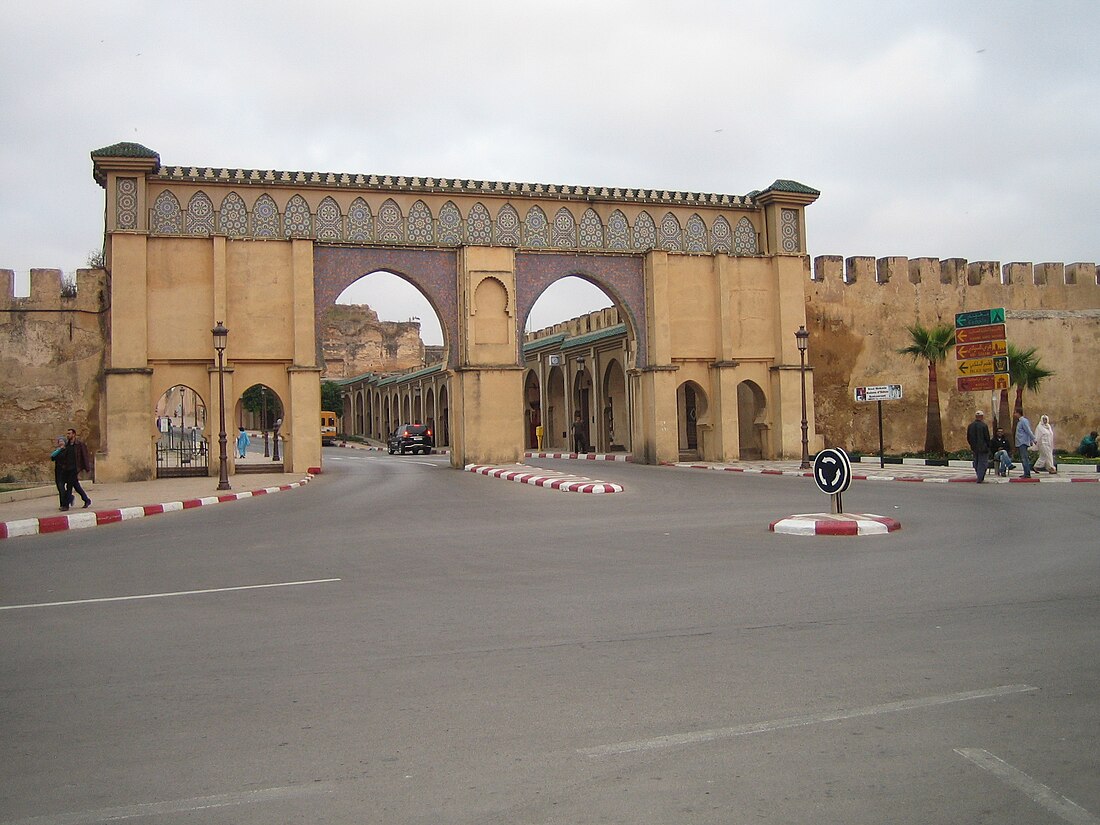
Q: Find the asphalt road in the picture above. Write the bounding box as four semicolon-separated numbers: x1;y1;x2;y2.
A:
1;451;1098;824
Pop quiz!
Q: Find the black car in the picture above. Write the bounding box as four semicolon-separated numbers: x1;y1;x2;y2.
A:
388;423;433;455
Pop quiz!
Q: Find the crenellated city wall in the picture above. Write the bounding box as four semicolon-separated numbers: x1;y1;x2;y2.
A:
807;256;1100;455
0;269;108;482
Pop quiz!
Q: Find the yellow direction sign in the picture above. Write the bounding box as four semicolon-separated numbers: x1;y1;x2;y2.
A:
957;356;1009;376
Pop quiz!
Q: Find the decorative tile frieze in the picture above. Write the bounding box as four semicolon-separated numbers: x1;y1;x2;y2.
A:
142;186;784;256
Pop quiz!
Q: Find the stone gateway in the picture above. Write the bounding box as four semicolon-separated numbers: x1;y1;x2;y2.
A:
82;142;821;481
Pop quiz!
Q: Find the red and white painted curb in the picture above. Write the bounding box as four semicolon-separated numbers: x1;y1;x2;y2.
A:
466;465;623;494
525;451;633;462
679;463;1098;484
770;513;902;536
0;476;314;541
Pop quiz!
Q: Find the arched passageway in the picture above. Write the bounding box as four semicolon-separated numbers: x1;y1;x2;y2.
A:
677;380;709;459
737;380;767;460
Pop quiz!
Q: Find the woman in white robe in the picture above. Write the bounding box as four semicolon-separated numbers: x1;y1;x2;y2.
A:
1033;414;1057;473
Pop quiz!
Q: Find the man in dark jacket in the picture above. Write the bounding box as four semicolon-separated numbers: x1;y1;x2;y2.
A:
60;427;92;510
966;410;992;483
990;426;1014;476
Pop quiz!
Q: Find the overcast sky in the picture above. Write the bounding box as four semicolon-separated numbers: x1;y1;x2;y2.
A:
3;1;1097;345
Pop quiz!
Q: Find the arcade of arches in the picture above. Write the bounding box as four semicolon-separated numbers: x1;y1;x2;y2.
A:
89;142;820;482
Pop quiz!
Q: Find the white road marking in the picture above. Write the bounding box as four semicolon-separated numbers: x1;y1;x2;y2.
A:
0;579;342;611
580;684;1037;757
955;748;1099;825
0;781;337;825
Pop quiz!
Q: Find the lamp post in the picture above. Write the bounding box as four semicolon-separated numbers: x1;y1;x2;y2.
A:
212;321;231;490
795;325;810;470
261;386;270;457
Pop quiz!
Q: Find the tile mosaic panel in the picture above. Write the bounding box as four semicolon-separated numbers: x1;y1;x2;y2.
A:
551;207;577;249
115;177;137;230
464;203;491;245
780;208;800;253
185;192;215;235
733;216;758;254
284;194;312;238
438;201;463;245
151;190;182;234
523;206;549;248
685;214;707;253
606;210;629;250
494;204;520;246
219;192;249;237
347;198;373;242
377;199;403;244
632;211;656;250
711;216;732;253
579;208;604;249
252;194;280;238
659;212;683;251
407;200;434;244
315;196;343;241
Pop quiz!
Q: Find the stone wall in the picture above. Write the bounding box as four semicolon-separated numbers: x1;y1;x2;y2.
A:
807;257;1100;454
321;304;425;379
0;269;108;482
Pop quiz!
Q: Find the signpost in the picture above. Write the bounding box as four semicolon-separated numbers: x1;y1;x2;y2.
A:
813;448;852;514
954;308;1008;397
854;384;902;468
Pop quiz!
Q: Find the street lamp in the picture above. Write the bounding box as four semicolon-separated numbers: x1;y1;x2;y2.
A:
212;321;231;490
795;325;810;470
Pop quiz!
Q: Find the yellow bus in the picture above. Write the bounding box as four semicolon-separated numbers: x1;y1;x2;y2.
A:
321;411;338;446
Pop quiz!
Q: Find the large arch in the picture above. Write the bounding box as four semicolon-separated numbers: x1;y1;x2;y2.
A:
515;253;647;368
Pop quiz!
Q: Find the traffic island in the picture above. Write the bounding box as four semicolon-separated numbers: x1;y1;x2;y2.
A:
770;513;902;536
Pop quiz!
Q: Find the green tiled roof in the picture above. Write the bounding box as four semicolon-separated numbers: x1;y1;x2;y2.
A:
522;332;568;353
763;179;820;196
91;142;160;160
564;324;627;349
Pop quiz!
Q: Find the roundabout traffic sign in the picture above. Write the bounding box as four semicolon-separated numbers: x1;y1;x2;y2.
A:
813;448;852;496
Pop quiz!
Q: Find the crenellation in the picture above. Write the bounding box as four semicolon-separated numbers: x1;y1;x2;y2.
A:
876;256;907;284
0;269;13;302
1002;262;1029;285
967;261;999;286
1064;262;1095;285
28;268;63;302
940;258;967;285
1033;261;1063;286
812;255;842;282
813;256;1099;291
844;256;875;284
908;257;939;285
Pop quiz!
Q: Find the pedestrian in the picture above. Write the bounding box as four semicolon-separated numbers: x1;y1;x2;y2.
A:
966;410;992;483
49;436;68;509
571;411;588;454
59;427;92;510
236;426;251;458
990;426;1014;477
1033;414;1057;474
1078;431;1099;458
1013;410;1036;479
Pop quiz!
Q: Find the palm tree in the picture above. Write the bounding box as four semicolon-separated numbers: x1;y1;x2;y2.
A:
1009;346;1055;416
898;322;956;453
